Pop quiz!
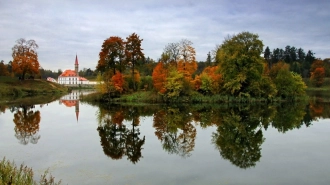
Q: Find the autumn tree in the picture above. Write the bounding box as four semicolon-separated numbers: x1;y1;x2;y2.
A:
164;68;184;100
125;33;144;91
12;39;40;79
310;59;324;72
111;71;124;93
152;62;167;94
310;67;325;87
13;106;41;145
216;32;264;97
195;66;223;95
96;36;125;74
310;59;325;87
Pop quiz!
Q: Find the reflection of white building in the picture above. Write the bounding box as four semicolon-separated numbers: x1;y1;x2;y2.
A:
59;90;94;122
57;55;90;85
59;91;80;122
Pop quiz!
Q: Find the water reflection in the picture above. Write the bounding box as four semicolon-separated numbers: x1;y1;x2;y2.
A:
91;101;330;168
12;105;41;145
96;104;146;164
2;95;330;169
153;106;196;158
59;91;80;122
211;106;265;169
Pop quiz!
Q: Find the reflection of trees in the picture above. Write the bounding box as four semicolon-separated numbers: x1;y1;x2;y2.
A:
96;105;145;164
92;101;324;167
0;105;7;114
153;106;196;158
212;107;264;169
126;118;145;164
13;105;41;145
191;105;220;128
271;102;306;133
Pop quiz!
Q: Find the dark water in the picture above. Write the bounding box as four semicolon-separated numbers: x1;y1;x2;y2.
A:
1;91;330;185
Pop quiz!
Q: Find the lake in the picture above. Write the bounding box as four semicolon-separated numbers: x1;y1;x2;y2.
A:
1;91;330;185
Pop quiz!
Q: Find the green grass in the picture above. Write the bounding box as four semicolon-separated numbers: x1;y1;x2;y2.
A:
0;77;69;97
304;77;330;91
0;157;61;185
83;90;308;104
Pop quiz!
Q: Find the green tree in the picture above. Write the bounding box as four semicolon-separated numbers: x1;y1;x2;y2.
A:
206;52;212;66
0;60;9;76
164;68;184;100
274;68;306;98
216;31;264;97
125;33;144;91
264;46;271;70
302;50;315;77
164;42;180;66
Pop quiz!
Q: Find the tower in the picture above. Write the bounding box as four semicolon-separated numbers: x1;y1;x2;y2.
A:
75;54;79;76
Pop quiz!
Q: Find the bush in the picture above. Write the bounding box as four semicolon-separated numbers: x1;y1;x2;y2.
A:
139;75;153;91
0;157;61;185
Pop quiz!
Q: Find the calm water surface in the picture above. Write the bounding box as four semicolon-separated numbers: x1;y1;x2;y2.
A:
0;92;330;185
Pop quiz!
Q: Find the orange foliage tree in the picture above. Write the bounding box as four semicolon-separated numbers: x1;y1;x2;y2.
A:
194;66;223;94
12;39;40;79
13;107;41;145
111;71;124;93
152;62;167;94
309;101;324;119
310;59;324;72
268;61;290;80
310;67;325;87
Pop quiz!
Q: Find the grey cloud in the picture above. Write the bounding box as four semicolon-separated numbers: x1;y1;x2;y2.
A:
0;0;329;71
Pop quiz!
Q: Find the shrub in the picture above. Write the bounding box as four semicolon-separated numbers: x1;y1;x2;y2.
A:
0;157;61;185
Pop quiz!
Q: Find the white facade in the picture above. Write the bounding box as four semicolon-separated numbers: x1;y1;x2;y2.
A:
57;55;91;85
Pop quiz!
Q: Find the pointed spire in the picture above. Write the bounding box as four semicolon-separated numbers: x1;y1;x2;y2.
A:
76;110;79;122
75;100;79;122
75;54;79;65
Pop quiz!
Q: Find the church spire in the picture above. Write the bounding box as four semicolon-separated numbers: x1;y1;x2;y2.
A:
75;100;79;122
75;54;79;76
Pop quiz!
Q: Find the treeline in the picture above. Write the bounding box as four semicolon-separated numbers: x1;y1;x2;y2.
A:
0;38;100;80
0;60;98;80
94;31;330;102
264;45;330;76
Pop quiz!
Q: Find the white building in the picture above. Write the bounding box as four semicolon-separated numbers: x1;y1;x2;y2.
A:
57;55;90;85
46;77;57;83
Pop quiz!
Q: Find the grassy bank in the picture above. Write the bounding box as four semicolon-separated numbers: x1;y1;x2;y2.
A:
0;77;69;97
81;90;308;104
0;157;61;185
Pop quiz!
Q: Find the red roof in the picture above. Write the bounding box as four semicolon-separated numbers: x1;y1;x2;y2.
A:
79;77;88;81
60;100;77;107
59;70;77;77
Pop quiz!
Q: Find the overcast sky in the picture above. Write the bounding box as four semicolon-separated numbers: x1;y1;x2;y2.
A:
0;0;329;71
